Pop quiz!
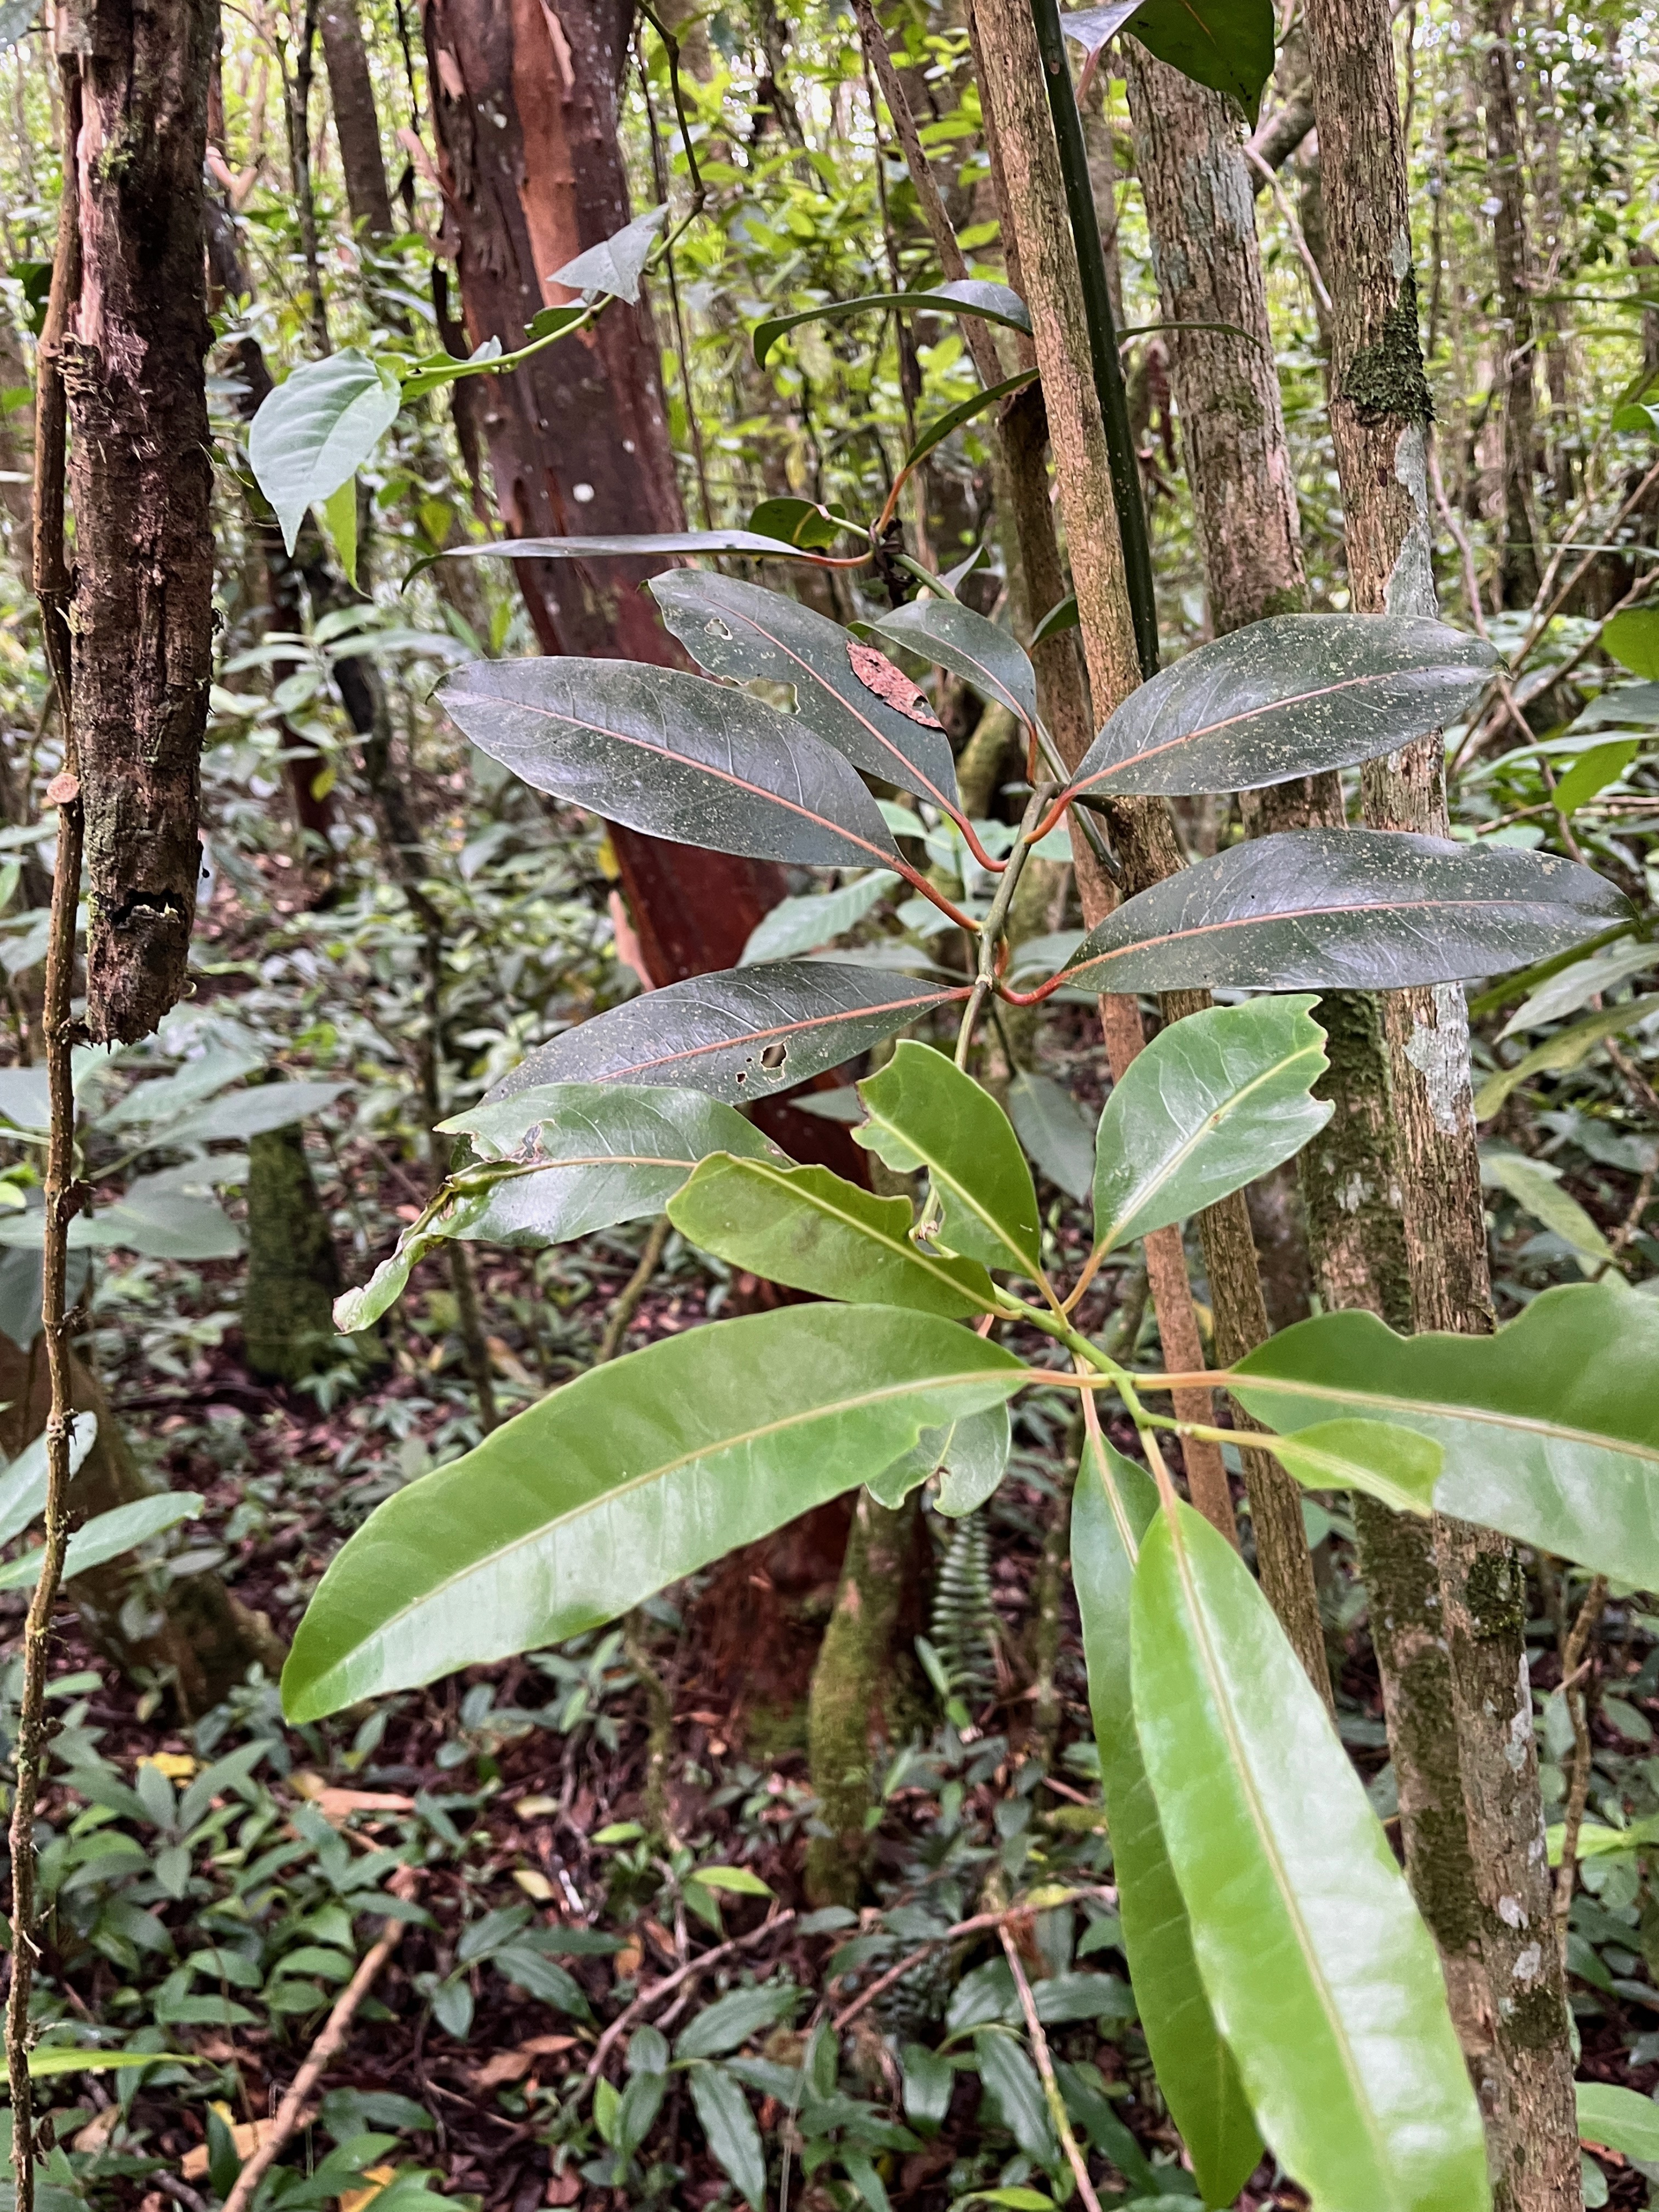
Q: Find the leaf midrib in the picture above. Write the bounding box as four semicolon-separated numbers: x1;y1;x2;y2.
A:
1096;1041;1324;1249
862;1099;1038;1277
713;1156;997;1310
1229;1372;1659;1466
1163;1510;1396;2199
315;1362;1019;1680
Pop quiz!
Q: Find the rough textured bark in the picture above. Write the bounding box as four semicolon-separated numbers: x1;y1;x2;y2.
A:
972;0;1330;1702
803;1491;927;1906
1306;0;1579;2196
0;1334;284;1717
319;0;395;240
58;0;217;1045
241;1122;343;1384
1479;0;1541;603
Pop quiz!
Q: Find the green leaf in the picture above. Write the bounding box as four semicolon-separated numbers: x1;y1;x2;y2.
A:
165;1079;350;1143
1072;1443;1261;2207
1498;936;1657;1036
1613;402;1659;437
23;2046;201;2078
247;351;402;555
281;1306;1024;1718
60;1181;241;1263
1553;739;1639;815
855;1042;1041;1278
675;1983;800;2062
1251;1419;1443;1516
1480;1149;1611;1269
843;2147;894;2212
668;1153;998;1317
439;656;901;873
1604;608;1659;680
479;962;970;1110
338;1083;779;1329
1031;594;1078;647
1577;2081;1659;2162
320;476;359;590
1059;0;1274;127
1132;1500;1488;2210
1091;997;1331;1252
895;370;1041;480
0;1492;204;1592
753;279;1032;366
973;2030;1058;2168
868;597;1039;730
1065;830;1628;994
548;205;665;303
0;1413;99;1549
1229;1278;1659;1596
650;570;960;808
1475;994;1659;1116
738;872;900;965
871;1401;1012;1514
1006;1073;1096;1204
689;1865;773;1897
1066;615;1496;800
746;495;856;550
687;2065;767;2208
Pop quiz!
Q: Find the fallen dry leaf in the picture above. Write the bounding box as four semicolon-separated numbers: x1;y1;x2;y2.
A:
340;2163;399;2212
181;2112;313;2181
470;2035;577;2089
291;1773;416;1821
544;2169;582;2206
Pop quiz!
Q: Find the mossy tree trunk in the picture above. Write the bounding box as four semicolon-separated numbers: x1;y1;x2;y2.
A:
804;1491;928;1907
241;1121;342;1385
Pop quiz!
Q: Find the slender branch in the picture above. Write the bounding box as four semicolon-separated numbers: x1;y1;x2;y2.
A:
1025;0;1158;677
1243;143;1334;319
6;120;83;2212
597;1215;672;1365
998;1922;1104;2212
582;1909;798;2090
221;1875;418;2212
1553;1576;1606;1948
830;1887;1114;2032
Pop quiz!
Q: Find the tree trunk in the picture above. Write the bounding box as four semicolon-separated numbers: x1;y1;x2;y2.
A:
1479;0;1542;604
0;1333;285;1719
1124;35;1497;2071
319;0;395;240
970;0;1330;1703
1305;0;1580;2198
241;1122;343;1385
58;0;217;1046
421;0;863;1182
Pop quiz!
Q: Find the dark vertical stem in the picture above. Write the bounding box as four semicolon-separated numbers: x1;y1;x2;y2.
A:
6;116;82;2212
1026;0;1158;675
286;0;330;352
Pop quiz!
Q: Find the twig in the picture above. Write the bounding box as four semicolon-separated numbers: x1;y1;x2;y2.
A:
830;1887;1115;2032
998;1921;1104;2212
6;94;83;2212
1426;437;1489;640
582;1908;798;2090
596;1215;672;1365
1606;1037;1659;1127
1243;143;1333;319
219;1872;419;2212
1554;1576;1607;1945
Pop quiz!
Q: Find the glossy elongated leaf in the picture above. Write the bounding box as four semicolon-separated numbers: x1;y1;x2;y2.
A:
1577;2083;1659;2162
1060;0;1276;125
1252;1419;1443;1516
668;1154;998;1316
650;571;960;806
248;351;403;555
1132;1501;1489;2211
63;1183;241;1262
0;1492;205;1592
973;2030;1059;2168
899;370;1040;476
281;1305;1025;1718
1605;607;1659;681
1072;1443;1262;2208
439;658;900;872
687;2065;767;2210
1229;1279;1659;1587
445;531;853;563
0;1414;98;1549
1066;616;1497;801
1065;831;1628;995
738;872;900;964
855;1041;1042;1277
868;598;1039;730
166;1080;350;1144
1006;1072;1096;1203
1092;998;1331;1251
336;1084;780;1330
1498;936;1658;1037
483;963;970;1108
753;279;1032;367
1475;994;1659;1117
